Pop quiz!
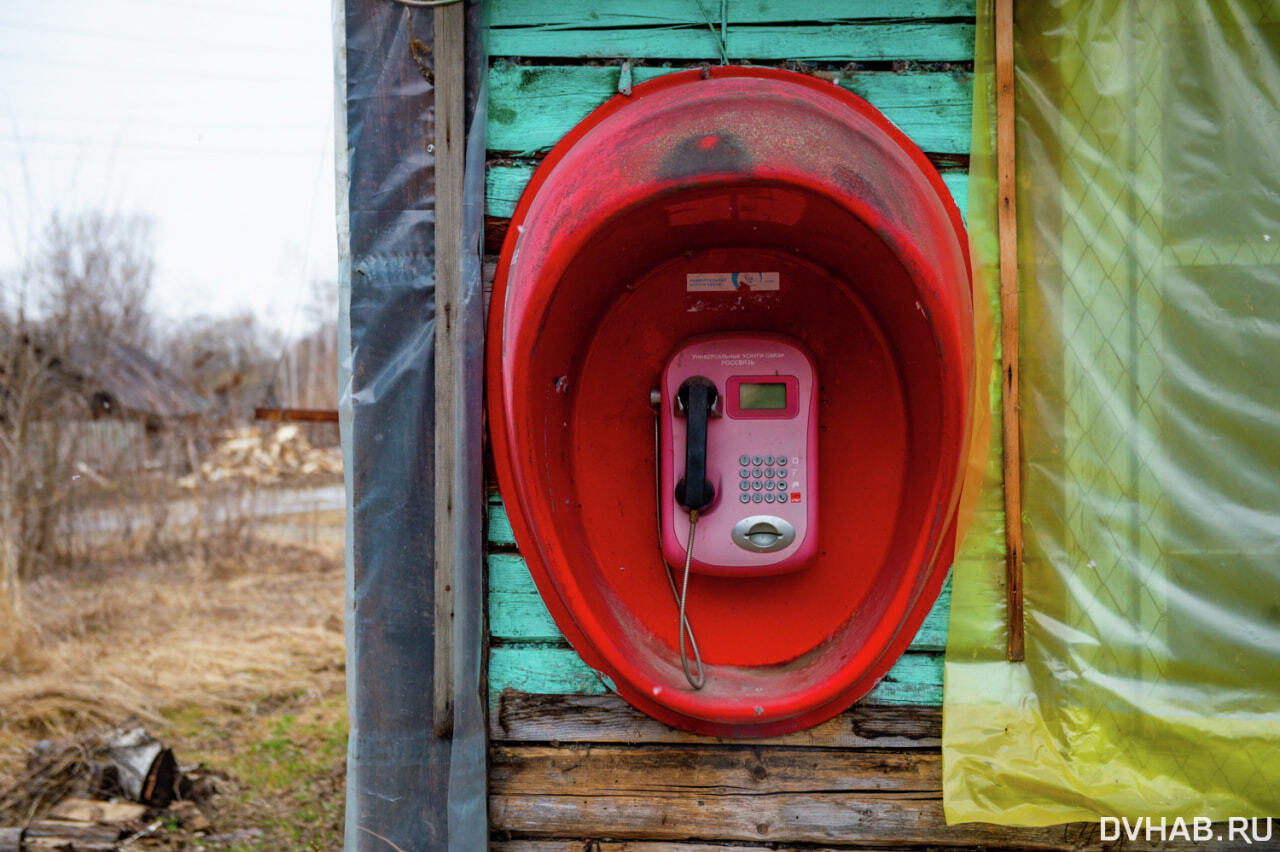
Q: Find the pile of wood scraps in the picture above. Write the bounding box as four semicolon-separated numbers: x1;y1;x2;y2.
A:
178;425;342;488
0;728;220;851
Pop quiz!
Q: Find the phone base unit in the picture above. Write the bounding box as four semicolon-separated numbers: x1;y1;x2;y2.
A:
660;333;818;577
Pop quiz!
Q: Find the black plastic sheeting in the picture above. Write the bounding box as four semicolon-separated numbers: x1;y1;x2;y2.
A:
335;1;486;848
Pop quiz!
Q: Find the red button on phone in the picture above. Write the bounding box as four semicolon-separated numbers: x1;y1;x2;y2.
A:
790;492;801;503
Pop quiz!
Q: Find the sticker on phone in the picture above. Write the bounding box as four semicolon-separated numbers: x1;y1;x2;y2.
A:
686;272;780;292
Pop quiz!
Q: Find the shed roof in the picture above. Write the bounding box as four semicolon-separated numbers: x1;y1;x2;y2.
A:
67;339;209;419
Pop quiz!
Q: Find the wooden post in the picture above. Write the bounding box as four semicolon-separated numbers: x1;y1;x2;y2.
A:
433;0;466;736
996;0;1025;662
253;407;340;423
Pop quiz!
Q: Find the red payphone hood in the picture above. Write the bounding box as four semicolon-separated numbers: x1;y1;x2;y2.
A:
487;67;973;736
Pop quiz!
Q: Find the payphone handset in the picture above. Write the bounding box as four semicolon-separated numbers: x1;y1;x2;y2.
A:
659;333;819;577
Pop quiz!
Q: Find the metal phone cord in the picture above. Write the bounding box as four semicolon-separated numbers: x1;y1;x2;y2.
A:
653;414;705;690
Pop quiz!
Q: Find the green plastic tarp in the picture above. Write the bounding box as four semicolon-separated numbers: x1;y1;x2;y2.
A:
945;0;1280;825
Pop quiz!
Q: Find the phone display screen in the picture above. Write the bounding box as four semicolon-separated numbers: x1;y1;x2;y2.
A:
738;382;787;410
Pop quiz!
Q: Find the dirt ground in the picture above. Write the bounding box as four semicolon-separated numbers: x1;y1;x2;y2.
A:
0;505;347;851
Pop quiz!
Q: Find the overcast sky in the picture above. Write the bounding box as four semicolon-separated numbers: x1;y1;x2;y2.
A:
0;0;337;334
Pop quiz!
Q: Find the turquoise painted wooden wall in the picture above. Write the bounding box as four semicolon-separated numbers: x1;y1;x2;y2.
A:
488;498;954;705
482;0;975;712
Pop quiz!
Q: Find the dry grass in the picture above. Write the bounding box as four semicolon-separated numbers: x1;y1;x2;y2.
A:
0;531;345;798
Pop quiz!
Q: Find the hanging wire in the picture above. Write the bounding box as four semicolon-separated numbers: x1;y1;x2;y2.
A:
721;0;728;61
677;511;705;688
697;0;730;65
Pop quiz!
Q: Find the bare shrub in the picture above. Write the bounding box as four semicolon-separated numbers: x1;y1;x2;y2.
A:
3;210;339;677
1;210;158;636
35;211;154;353
0;320;81;599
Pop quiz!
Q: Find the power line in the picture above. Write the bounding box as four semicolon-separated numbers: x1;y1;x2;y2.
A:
111;0;304;23
0;21;316;57
0;136;327;158
4;114;325;132
0;52;314;83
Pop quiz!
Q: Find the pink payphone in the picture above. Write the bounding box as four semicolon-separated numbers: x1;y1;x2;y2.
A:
658;333;819;578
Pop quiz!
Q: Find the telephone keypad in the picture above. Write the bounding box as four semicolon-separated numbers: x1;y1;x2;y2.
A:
734;451;797;515
737;451;798;502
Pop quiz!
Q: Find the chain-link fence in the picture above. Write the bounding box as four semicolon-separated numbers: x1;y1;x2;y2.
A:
946;0;1280;823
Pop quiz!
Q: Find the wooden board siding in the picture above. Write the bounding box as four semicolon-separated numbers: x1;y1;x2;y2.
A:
477;4;1052;848
486;65;974;155
488;551;953;652
486;1;975;63
488;163;972;221
485;0;977;28
491;646;944;706
488;25;974;63
487;495;950;705
491;795;1098;850
490;693;942;749
491;841;1263;852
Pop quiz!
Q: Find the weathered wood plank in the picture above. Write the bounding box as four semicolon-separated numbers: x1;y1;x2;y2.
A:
995;0;1024;664
489;492;517;547
492;744;941;795
488;839;1008;844
21;820;122;845
491;644;613;696
494;839;865;844
483;161;534;219
489;830;1252;852
488;162;971;222
488;552;952;652
488;65;974;154
490;749;1252;850
910;577;949;650
486;0;977;29
491;692;942;747
485;162;968;249
487;552;557;641
488;23;975;63
491;843;785;852
490;646;942;705
490;792;1105;849
492;837;1276;852
861;651;942;705
431;0;467;739
491;839;778;844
